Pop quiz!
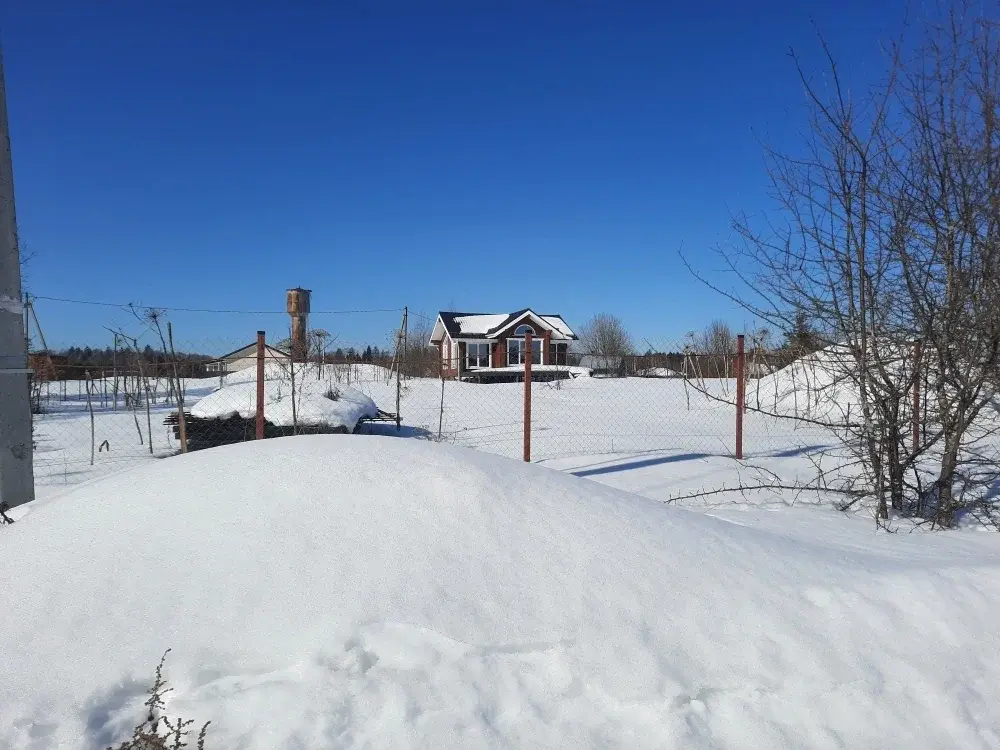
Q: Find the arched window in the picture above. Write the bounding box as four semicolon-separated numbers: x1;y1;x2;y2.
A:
514;324;535;337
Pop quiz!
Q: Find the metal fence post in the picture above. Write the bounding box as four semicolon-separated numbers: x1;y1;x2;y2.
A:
735;333;745;460
396;307;406;432
256;331;265;440
524;331;532;462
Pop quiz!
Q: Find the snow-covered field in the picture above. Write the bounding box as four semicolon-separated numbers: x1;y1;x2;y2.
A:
3;436;999;748
30;368;830;502
31;376;219;493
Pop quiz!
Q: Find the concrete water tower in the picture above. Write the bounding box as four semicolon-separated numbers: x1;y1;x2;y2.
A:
286;287;311;362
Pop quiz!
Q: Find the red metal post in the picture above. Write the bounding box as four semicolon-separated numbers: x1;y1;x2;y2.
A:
913;339;922;454
735;334;745;460
256;330;266;440
523;331;532;462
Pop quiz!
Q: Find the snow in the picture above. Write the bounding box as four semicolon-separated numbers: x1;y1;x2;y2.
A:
25;373;767;504
755;346;859;421
30;375;221;494
190;361;379;431
638;366;685;378
23;368;845;504
3;435;1000;748
465;364;591;377
451;313;575;339
540;315;575;338
355;375;791;463
452;313;509;336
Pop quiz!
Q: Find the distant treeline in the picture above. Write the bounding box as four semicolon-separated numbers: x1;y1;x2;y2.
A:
33;346;214;380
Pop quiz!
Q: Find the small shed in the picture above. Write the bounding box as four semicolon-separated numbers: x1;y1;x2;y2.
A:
204;342;291;375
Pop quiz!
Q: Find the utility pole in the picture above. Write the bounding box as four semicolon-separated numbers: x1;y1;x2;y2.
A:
0;48;34;508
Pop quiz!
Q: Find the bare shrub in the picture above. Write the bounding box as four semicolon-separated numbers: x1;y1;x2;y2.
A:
107;650;210;750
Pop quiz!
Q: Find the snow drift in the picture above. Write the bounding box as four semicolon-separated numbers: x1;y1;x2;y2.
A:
191;362;379;432
754;345;860;421
2;436;1000;748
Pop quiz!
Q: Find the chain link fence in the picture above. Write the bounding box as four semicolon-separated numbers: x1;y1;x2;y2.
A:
24;299;832;496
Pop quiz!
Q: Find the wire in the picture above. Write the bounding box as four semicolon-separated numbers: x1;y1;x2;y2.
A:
29;295;404;316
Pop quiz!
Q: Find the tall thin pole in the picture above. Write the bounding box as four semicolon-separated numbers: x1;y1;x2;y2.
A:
168;322;187;453
735;334;745;460
523;331;532;462
438;372;445;440
256;331;266;439
396;307;406;432
0;49;34;508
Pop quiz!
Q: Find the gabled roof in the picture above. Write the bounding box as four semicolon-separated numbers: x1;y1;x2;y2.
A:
214;341;291;362
430;309;578;343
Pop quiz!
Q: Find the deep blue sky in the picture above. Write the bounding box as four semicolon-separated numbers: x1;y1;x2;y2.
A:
4;0;905;352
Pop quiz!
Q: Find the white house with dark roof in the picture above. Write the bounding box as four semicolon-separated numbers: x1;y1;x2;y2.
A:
429;309;579;381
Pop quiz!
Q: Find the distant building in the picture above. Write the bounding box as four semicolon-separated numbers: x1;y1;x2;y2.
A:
429;309;579;382
205;342;290;374
577;354;624;374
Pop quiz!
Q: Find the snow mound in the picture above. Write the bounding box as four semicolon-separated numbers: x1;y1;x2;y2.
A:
191;365;378;431
222;361;394;387
2;436;999;748
638;366;685;378
755;345;860;421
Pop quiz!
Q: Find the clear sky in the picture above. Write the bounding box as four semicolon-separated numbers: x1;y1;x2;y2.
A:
3;0;906;352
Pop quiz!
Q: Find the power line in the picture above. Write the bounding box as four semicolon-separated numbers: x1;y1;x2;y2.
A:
30;295;404;316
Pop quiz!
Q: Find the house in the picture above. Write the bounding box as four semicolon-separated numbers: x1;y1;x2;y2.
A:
429;309;578;382
204;341;291;374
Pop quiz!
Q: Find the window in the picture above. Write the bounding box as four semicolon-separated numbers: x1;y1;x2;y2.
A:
508;338;543;366
206;361;223;373
466;342;490;368
514;324;536;337
552;342;569;366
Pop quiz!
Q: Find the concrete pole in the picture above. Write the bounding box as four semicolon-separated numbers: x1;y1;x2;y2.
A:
0;48;35;508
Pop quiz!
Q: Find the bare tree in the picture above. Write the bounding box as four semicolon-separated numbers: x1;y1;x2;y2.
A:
696;320;735;356
397;315;437;378
692;319;737;378
685;2;1000;526
890;7;1000;524
310;328;331;363
579;313;634;372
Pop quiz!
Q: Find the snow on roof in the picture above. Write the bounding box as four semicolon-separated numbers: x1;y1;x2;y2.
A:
540;315;575;338
453;313;509;335
3;436;999;747
190;362;378;431
436;310;577;341
213;341;289;361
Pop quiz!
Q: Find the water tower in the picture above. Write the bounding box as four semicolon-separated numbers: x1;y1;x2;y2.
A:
286;287;311;362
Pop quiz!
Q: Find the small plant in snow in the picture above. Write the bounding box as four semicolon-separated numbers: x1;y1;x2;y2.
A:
107;650;210;750
0;501;13;525
324;385;340;401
